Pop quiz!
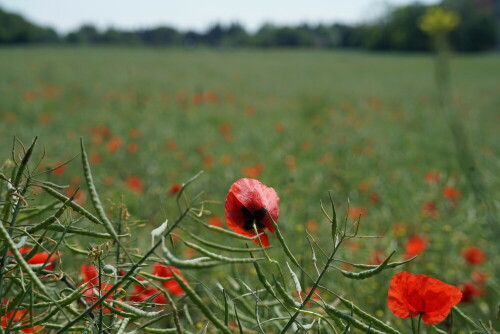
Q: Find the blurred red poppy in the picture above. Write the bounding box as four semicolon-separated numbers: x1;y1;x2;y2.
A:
9;247;57;271
80;265;115;314
225;178;280;247
404;235;427;259
462;246;486;265
127;142;138;153
89;153;102;164
471;271;487;284
459;282;483;304
369;249;385;265
126;176;143;193
151;262;185;296
421;201;439;218
106;136;123;153
424;171;440;184
348;206;367;218
1;306;44;333
388;271;462;324
130;277;166;304
81;264;99;286
208;216;224;227
52;161;66;176
242;164;264;178
169;183;182;195
442;186;461;200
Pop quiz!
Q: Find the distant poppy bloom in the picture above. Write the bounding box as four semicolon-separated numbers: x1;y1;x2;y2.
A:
1;306;43;333
421;201;439;219
220;154;232;165
218;122;232;134
306;219;318;233
225;178;280;247
89;153;102;164
471;271;487;284
462;246;486;266
80;265;115;313
127;142;138;153
23;90;36;102
284;155;297;171
9;247;57;271
106;136;123;153
91;124;112;139
424;171;441;184
169;183;182;195
203;155;214;170
369;191;380;204
151;262;185;296
404;235;427;259
208;216;224;227
392;222;407;237
245;105;256;115
52;161;66;176
242;163;264;178
126;176;143;193
369;249;385;265
348;206;367;218
459;282;483;304
358;181;370;192
442;186;461;200
388;271;462;324
130;277;166;304
275;122;285;133
129;128;141;139
166;139;178;150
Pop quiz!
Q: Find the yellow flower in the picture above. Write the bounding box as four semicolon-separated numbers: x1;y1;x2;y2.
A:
419;6;460;35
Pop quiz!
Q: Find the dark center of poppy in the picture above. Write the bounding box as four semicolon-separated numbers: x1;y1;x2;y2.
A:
240;206;267;231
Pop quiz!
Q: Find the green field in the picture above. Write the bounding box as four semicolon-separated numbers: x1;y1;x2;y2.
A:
1;47;499;332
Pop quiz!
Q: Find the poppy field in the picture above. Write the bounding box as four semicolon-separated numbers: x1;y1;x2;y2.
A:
0;47;499;333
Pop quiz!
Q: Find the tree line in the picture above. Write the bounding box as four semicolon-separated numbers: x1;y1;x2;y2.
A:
1;0;498;52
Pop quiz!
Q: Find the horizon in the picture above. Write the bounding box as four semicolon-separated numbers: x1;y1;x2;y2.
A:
0;0;439;34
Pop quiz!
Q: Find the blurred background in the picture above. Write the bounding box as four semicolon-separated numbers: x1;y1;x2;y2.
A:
0;0;499;51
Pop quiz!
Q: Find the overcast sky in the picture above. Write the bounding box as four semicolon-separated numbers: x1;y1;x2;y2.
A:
0;0;439;33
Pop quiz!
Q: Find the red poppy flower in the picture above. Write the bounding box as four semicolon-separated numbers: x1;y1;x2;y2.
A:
442;186;461;200
52;161;66;176
471;271;487;284
242;164;264;178
106;136;123;153
126;176;143;193
348;206;367;218
9;247;57;271
369;249;385;265
461;246;486;266
421;201;439;218
459;282;483;304
89;153;102;164
127;142;138;153
388;271;462;324
424;171;440;184
130;277;166;304
81;264;99;286
169;183;182;195
151;262;185;296
208;216;224;227
80;265;115;314
404;235;427;259
225;178;280;247
1;307;44;333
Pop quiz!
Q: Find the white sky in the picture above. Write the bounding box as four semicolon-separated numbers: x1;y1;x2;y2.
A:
0;0;439;33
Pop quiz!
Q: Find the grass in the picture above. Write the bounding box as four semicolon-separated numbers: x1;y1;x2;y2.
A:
0;47;499;332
